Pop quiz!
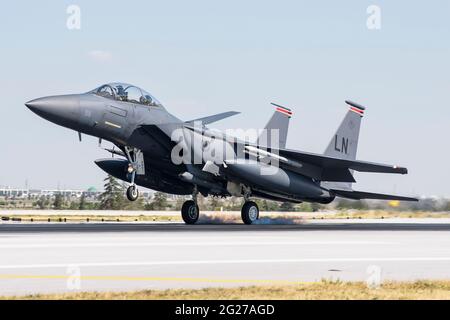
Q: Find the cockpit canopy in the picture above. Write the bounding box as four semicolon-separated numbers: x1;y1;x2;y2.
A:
90;83;163;107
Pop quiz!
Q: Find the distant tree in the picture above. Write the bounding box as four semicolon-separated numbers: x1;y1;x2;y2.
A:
310;202;321;212
146;192;168;210
336;199;353;210
53;194;64;209
352;200;368;210
279;202;294;212
296;203;313;212
173;198;185;211
416;198;438;212
85;201;100;210
35;196;47;209
99;175;126;210
78;192;87;210
125;198;145;210
68;201;78;210
209;197;220;211
196;194;206;210
223;197;244;211
255;199;266;210
256;200;279;211
445;201;450;212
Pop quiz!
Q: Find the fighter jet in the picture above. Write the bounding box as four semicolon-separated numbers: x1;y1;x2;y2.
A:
26;82;417;224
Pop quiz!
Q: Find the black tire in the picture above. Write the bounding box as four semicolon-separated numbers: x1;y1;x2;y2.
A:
126;185;139;201
181;200;199;224
241;201;259;225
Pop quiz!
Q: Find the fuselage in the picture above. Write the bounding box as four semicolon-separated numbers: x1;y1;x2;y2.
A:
26;82;334;203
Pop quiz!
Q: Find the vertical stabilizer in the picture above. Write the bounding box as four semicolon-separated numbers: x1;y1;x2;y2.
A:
322;100;365;190
323;100;365;160
257;103;292;149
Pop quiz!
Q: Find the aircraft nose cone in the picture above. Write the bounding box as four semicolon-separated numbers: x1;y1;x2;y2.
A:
25;97;53;114
25;95;80;127
25;99;41;111
26;95;76;113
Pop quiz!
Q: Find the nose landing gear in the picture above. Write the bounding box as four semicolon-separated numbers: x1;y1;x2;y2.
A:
126;184;139;201
124;146;143;202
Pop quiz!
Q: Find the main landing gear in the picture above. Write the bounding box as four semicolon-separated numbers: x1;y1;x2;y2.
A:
181;200;199;224
240;187;259;225
179;186;260;225
241;201;259;225
181;187;199;224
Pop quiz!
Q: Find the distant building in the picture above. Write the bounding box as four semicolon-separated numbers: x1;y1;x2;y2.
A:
0;188;28;198
0;187;154;201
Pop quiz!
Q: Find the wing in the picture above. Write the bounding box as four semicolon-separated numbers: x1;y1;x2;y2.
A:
186;111;240;125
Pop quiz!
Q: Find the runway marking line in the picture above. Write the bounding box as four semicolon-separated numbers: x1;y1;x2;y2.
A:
0;240;396;249
1;257;450;269
0;274;314;285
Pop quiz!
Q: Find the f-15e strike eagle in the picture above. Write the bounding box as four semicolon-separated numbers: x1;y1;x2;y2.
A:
26;83;417;224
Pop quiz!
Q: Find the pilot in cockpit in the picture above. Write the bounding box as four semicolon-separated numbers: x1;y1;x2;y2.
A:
116;85;128;101
140;95;153;106
91;83;163;108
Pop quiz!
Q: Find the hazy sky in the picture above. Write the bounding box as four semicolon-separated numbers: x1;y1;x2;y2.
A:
1;1;449;196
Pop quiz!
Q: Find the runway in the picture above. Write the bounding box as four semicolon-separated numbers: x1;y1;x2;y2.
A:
1;219;450;296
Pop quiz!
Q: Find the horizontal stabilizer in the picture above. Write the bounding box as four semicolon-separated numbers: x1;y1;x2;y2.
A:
331;189;418;202
186;111;240;125
278;148;408;175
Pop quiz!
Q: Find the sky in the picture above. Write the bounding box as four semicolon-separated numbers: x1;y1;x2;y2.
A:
0;1;449;196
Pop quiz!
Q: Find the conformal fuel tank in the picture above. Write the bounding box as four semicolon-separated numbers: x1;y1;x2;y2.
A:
224;159;331;199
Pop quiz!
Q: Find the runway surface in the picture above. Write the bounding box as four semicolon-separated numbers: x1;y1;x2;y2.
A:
1;219;450;296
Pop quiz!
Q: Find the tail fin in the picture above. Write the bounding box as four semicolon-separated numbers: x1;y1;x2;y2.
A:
324;100;365;160
322;100;365;190
257;103;292;149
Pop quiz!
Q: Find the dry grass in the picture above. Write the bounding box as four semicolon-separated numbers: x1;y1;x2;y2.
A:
326;210;450;219
5;280;450;300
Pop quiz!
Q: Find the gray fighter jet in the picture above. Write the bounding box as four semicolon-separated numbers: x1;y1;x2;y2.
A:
26;82;417;224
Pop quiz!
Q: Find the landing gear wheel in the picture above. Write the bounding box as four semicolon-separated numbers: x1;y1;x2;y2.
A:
241;201;259;225
126;185;139;201
181;200;199;224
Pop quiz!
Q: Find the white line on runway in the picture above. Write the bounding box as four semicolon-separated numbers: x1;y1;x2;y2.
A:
1;257;450;269
0;240;395;249
0;236;379;242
